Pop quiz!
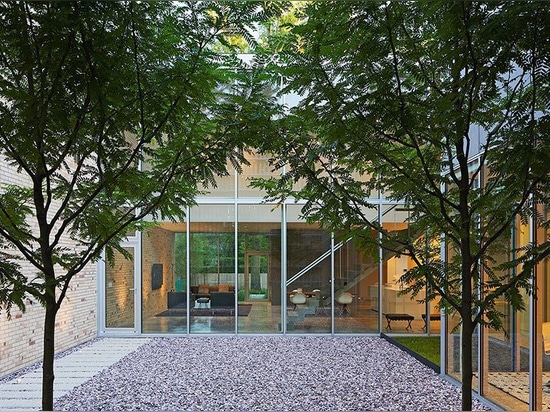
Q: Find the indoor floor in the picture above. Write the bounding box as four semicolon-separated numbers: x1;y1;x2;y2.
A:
142;301;441;335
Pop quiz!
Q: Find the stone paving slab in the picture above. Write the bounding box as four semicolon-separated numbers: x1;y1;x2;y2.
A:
0;337;150;411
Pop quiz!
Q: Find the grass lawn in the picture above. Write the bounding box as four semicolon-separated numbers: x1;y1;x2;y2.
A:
392;336;441;366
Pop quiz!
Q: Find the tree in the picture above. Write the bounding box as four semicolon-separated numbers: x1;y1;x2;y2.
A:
0;2;283;410
251;1;550;410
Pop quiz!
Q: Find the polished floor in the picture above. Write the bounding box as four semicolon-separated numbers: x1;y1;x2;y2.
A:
142;301;440;335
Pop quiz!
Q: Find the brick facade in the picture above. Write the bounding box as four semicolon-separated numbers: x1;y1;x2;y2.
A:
105;248;134;328
0;158;97;378
141;227;175;319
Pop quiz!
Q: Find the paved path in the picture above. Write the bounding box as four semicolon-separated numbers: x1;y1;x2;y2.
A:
0;338;149;411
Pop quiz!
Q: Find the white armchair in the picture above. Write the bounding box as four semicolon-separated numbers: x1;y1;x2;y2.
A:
289;291;307;310
336;292;353;316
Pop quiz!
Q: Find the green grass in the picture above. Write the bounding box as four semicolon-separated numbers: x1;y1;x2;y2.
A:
392;336;441;366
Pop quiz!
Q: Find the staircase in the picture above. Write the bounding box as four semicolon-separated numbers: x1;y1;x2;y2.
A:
287;298;319;329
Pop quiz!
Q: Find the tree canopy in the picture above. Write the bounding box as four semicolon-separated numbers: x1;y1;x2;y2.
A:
0;2;285;409
251;1;550;410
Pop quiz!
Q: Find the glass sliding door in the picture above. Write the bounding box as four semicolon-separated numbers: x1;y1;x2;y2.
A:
286;205;331;334
483;218;531;410
141;223;187;334
238;204;281;334
381;205;426;334
333;203;380;334
189;205;236;334
334;235;379;333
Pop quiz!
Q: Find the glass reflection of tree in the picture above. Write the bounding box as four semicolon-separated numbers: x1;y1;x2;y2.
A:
243;234;269;293
250;255;262;291
174;233;186;291
190;233;235;284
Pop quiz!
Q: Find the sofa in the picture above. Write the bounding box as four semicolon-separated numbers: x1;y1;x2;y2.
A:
167;291;187;308
210;291;235;307
190;284;235;308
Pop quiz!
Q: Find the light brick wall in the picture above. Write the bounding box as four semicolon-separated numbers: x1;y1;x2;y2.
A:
0;157;97;378
0;259;97;379
105;248;135;328
141;227;175;318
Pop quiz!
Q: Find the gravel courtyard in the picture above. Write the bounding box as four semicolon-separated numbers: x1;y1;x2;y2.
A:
54;336;490;411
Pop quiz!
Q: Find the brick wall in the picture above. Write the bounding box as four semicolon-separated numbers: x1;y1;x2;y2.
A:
0;157;97;378
141;227;175;318
0;263;97;378
105;248;135;328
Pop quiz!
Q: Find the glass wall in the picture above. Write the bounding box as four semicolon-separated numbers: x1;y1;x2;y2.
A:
482;218;531;410
136;201;450;336
444;213;547;411
284;204;381;334
238;150;275;198
197;159;235;198
286;204;332;333
541;210;550;410
333;234;379;333
189;205;236;334
381;205;427;334
141;222;187;334
237;204;281;334
444;231;466;384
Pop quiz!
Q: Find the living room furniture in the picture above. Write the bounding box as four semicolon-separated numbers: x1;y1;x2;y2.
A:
289;292;307;310
336;292;353;316
195;297;210;308
188;284;236;308
167;292;187;308
421;313;441;331
210;291;235;308
385;313;414;331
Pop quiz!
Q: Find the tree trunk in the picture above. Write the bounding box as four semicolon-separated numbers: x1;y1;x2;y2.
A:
459;245;474;411
461;316;475;411
41;300;57;411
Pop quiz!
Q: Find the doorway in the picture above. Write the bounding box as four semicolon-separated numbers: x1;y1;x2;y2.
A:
245;251;269;302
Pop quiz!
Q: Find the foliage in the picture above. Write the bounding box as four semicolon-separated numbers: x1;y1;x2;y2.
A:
250;1;550;410
0;2;283;410
191;233;236;274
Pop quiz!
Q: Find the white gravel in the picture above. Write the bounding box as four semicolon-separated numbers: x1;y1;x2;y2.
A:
54;336;490;411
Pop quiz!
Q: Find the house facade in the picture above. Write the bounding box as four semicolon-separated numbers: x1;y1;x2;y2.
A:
1;148;549;411
100;148;548;411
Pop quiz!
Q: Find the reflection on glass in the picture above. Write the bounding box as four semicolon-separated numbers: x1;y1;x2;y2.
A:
446;312;462;382
197;159;235;197
237;150;275;198
141;223;188;334
286;205;331;333
189;205;235;334
174;233;186;292
238;205;281;334
247;253;269;300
